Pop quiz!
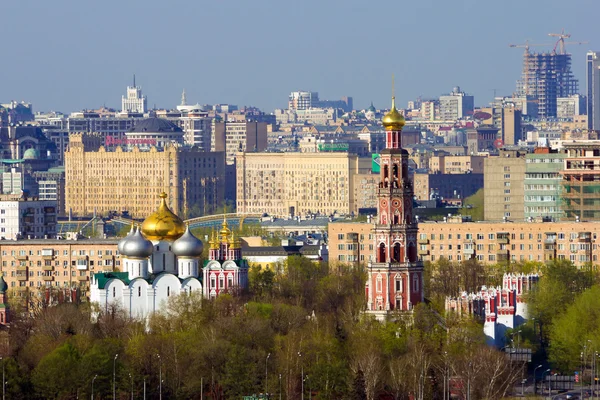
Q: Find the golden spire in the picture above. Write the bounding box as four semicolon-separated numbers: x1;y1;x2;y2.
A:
382;75;405;130
229;230;241;249
209;230;219;250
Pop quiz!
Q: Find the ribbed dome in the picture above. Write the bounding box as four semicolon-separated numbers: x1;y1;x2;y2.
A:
117;223;135;254
141;192;186;241
172;225;204;258
23;148;40;160
122;227;153;258
382;97;405;130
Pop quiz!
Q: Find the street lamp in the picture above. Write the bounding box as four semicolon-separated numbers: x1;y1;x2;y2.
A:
265;353;271;397
533;364;542;395
113;353;119;400
92;375;98;400
157;354;162;400
541;369;551;396
279;373;282;400
298;352;304;400
129;373;133;400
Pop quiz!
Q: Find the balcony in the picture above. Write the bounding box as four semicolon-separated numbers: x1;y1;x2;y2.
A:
43;276;54;282
418;238;429;245
17;275;28;281
463;248;475;255
418;249;430;256
42;255;54;260
17;266;27;272
43;266;54;272
16;255;28;261
77;276;89;282
496;238;509;245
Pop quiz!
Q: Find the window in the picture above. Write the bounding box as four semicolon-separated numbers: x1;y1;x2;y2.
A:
138;287;141;297
395;277;402;292
376;275;382;292
412;274;419;292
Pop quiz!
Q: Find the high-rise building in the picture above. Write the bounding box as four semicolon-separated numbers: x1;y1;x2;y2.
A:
587;51;600;131
557;94;586;119
516;51;578;118
121;77;147;114
438;86;474;120
524;148;566;221
0;194;57;240
64;134;225;219
236;152;371;217
561;141;600;220
365;96;424;319
211;121;268;165
484;150;527;221
288;91;318;110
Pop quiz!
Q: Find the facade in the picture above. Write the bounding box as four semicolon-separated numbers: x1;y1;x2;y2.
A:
445;274;539;346
428;154;485;174
353;173;378;212
587;51;600;132
236;152;372;217
65;134;225;219
121;81;147;114
365;96;424;319
179;113;212;151
438;87;474;120
288;91;318;110
124;118;184;149
524;149;566;221
0;194;57;240
484;150;527;221
212;121;268;165
480;107;522;146
557;94;586;119
0;238;119;294
561;141;600;220
330;219;600;267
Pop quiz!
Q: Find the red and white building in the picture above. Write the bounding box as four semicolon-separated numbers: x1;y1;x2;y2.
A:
365;97;425;320
202;220;249;298
445;273;539;346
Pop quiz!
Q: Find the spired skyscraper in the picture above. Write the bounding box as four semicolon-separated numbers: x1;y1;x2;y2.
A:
121;75;147;114
365;95;424;320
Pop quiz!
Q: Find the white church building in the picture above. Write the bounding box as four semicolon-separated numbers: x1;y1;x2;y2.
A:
90;192;248;319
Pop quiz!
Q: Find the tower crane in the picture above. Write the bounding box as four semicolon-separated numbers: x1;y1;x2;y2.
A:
548;29;588;54
508;40;552;55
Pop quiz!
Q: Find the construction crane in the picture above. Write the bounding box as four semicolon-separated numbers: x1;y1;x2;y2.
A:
548;29;588;54
508;40;552;55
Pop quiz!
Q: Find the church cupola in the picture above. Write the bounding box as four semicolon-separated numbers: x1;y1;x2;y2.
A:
173;225;204;279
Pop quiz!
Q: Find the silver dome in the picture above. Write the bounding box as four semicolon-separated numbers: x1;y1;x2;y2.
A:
121;227;154;258
172;225;203;257
117;224;135;254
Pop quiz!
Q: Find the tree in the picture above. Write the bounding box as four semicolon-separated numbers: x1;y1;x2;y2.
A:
351;370;367;400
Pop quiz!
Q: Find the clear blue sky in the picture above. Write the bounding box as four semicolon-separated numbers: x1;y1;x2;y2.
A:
2;0;598;113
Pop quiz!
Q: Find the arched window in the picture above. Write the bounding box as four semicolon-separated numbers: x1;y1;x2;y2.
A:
395;276;403;292
376;274;383;293
138;286;141;297
112;287;116;297
167;286;171;297
378;243;386;262
162;254;166;270
408;243;417;262
393;243;401;262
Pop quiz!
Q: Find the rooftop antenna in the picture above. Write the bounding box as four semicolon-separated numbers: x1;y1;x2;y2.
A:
133;74;136;88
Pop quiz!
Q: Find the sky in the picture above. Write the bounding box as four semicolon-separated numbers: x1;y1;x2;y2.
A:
2;0;599;113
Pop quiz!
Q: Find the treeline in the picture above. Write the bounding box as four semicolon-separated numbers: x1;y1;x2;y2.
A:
1;256;521;399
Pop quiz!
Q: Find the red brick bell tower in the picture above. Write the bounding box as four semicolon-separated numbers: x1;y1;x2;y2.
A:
366;95;424;319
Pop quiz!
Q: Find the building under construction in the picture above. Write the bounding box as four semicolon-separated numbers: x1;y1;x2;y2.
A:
516;51;578;119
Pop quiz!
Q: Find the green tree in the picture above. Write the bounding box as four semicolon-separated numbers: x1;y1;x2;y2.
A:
32;341;81;399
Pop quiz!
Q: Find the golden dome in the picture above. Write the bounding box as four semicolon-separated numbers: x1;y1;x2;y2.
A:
209;230;219;250
140;192;186;241
229;231;241;249
219;217;231;241
382;97;405;130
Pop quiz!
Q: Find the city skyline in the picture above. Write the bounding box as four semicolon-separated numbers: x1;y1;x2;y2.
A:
2;0;598;113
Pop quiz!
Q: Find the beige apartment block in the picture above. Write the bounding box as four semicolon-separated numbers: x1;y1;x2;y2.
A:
236;152;372;217
329;219;600;267
429;154;486;174
0;239;120;297
484;150;527;221
65;134;225;219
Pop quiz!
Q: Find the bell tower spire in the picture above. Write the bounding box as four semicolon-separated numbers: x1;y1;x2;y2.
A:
366;83;423;319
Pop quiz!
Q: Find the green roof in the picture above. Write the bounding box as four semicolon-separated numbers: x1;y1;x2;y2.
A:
94;272;130;289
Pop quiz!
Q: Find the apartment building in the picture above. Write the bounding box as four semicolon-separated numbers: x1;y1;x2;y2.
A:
0;239;119;295
65;134;225;218
484;150;527;221
212;121;268;164
329;219;600;267
0;194;57;240
236;152;372;217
